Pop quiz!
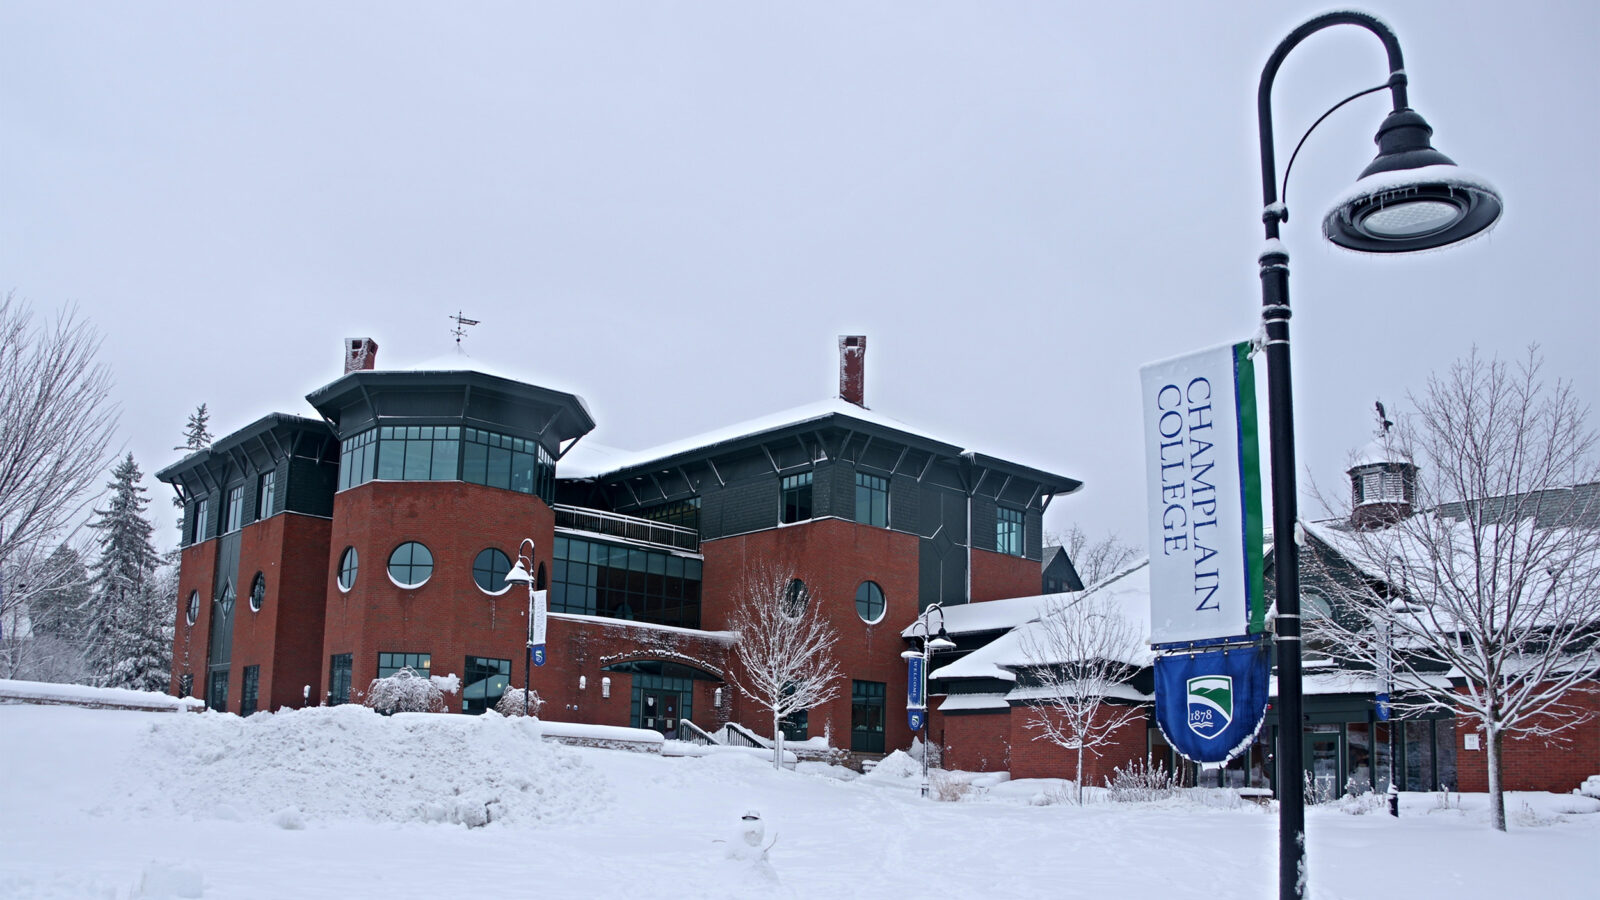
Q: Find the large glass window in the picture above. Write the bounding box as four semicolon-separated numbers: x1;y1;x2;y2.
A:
462;428;554;499
339;429;378;491
337;547;359;591
377;425;460;482
328;653;352;705
462;656;511;715
781;472;813;524
191;498;209;544
387;542;434;588
473;548;512;594
240;665;260;717
378;652;432;679
855;581;885;623
224;485;245;533
852;680;886;753
640;498;701;531
207;670;229;713
855;472;888;527
784;579;809;617
257;469;277;519
996;506;1024;556
550;535;702;628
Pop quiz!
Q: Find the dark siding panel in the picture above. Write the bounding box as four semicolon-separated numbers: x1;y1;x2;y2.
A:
1025;508;1044;560
701;477;778;540
971;496;998;553
286;457;337;518
890;475;919;535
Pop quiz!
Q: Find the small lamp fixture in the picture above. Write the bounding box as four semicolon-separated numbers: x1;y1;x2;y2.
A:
1323;109;1502;253
504;559;534;586
601;676;611;698
713;687;722;707
579;675;587;691
927;627;958;653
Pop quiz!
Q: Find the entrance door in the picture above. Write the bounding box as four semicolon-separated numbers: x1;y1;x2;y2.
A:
1303;732;1342;803
641;689;679;739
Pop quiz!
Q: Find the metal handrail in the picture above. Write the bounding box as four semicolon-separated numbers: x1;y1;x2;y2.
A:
553;504;699;551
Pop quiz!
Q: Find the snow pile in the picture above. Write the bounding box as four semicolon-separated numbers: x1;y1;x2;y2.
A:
118;705;610;828
860;749;921;781
0;678;202;711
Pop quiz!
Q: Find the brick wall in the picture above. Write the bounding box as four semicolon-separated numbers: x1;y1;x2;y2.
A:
1455;682;1600;793
1008;703;1150;784
170;540;218;698
938;710;1011;772
970;547;1040;602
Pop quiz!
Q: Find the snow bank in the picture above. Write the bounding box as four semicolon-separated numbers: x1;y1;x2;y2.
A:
0;678;202;711
861;749;921;781
117;705;610;828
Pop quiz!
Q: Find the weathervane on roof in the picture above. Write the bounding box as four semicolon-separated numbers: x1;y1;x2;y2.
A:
449;311;480;353
1375;400;1394;435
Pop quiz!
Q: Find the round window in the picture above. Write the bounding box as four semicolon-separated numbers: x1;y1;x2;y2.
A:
856;581;885;624
388;541;433;588
473;548;512;594
784;579;809;617
185;591;199;625
249;572;266;612
337;547;359;591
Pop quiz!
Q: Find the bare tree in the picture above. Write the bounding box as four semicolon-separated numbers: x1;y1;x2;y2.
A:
1309;348;1600;831
1049;523;1139;588
728;565;842;770
0;293;119;620
1018;593;1148;804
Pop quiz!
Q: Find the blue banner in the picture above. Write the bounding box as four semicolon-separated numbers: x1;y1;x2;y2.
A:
532;645;547;667
1153;642;1269;765
908;708;926;732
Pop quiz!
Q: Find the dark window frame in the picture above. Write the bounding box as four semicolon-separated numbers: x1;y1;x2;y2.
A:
462;656;512;715
337;547;359;591
387;541;434;588
855;581;886;623
851;680;886;753
781;471;814;524
855;472;889;528
257;469;277;520
996;506;1024;556
472;548;513;594
224;485;245;534
378;651;432;680
240;665;260;717
328;653;353;705
248;572;266;612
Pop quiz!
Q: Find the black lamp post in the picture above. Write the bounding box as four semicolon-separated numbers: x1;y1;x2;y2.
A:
504;538;539;717
1255;11;1501;899
902;603;957;798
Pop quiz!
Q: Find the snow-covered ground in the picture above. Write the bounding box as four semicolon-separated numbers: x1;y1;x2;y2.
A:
3;703;1596;900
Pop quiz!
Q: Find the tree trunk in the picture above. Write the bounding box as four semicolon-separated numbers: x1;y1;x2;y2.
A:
772;709;784;771
1486;725;1505;832
1076;745;1086;806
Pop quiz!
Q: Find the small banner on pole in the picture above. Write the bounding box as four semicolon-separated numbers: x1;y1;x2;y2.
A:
907;655;925;731
531;589;548;667
1140;341;1265;646
1152;642;1270;765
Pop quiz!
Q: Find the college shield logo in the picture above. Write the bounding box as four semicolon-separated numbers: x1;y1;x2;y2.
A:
1186;675;1233;740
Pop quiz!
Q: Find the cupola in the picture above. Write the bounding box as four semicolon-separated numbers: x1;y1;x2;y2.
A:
1347;401;1417;529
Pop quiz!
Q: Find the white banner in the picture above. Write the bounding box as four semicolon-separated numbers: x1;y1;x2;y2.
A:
531;589;548;647
1139;342;1265;646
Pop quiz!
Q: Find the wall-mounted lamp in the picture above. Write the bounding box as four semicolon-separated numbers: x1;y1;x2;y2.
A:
713;687;723;707
579;675;587;691
601;676;611;699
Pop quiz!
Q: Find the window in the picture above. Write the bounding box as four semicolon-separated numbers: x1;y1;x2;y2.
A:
224;485;245;533
248;572;266;612
550;535;703;628
207;670;229;713
185;591;199;625
996;507;1024;556
462;428;554;500
388;542;433;588
257;469;277;519
640;498;701;531
855;472;888;527
337;547;359;591
462;656;511;715
851;680;886;753
855;581;885;623
377;425;461;482
191;498;210;544
328;653;352;705
784;579;809;617
781;472;813;524
780;706;809;742
378;652;432;679
473;548;512;594
240;665;260;717
338;429;378;491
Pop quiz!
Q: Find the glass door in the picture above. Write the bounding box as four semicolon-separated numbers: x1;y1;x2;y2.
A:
1303;732;1343;803
640;689;680;739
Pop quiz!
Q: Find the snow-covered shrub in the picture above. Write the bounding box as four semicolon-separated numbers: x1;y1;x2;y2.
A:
1104;756;1176;803
929;771;973;802
1336;789;1387;816
495;687;543;717
364;667;445;715
909;735;942;770
1512;800;1561;828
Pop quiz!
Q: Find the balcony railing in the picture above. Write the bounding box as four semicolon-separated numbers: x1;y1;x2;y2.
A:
553;504;699;552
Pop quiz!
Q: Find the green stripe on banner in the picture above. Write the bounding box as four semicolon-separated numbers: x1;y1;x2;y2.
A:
1233;341;1266;634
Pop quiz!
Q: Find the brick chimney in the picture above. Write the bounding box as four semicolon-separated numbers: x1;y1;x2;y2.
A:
838;335;866;408
344;337;378;374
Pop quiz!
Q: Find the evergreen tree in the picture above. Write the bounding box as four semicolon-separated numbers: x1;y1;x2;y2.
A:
175;403;213;452
26;543;91;640
87;454;165;690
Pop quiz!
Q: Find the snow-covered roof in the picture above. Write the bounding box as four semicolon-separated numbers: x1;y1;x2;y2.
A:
1004;683;1152;704
936;693;1010;712
930;559;1156;681
558;396;1080;489
900;593;1062;640
1349;438;1411;468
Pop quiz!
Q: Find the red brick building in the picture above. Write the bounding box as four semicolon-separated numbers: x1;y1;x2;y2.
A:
157;336;1082;761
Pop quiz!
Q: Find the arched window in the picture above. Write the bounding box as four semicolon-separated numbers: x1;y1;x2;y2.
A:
185;591;199;625
784;579;809;617
855;581;885;624
249;572;266;612
337;547;359;591
473;548;512;594
388;542;434;588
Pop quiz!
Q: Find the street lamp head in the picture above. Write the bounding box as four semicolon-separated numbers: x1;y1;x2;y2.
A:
927;627;958;653
1324;108;1502;253
504;559;534;587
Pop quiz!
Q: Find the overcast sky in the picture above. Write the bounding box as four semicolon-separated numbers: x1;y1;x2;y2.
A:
4;1;1596;554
